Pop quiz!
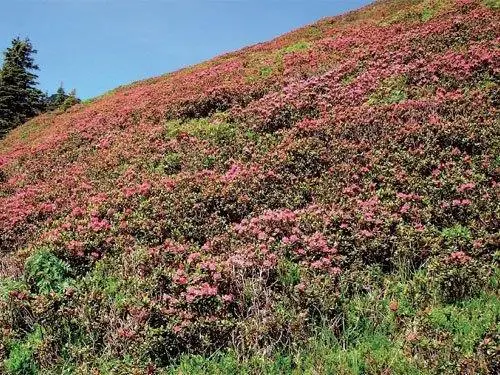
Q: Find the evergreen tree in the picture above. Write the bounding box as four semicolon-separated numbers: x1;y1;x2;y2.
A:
0;37;45;138
46;83;67;111
53;84;67;108
60;88;81;111
46;85;81;112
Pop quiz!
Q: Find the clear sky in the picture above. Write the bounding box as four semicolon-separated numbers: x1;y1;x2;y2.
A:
1;0;372;99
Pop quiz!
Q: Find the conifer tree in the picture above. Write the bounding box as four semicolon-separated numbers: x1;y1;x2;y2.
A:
46;83;67;111
0;37;45;138
53;84;67;108
46;84;81;112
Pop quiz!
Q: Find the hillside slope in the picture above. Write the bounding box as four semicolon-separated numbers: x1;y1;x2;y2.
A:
1;0;499;373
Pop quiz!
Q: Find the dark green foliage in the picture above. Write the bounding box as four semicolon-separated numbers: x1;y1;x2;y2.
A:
46;86;81;112
483;0;500;10
0;38;45;138
45;85;66;111
24;248;72;294
59;90;80;111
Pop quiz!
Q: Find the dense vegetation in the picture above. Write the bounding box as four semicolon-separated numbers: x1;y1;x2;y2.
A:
0;38;45;138
0;38;81;138
0;0;499;373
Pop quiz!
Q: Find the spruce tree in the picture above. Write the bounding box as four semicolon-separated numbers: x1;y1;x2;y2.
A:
0;37;45;138
45;85;81;112
46;84;67;111
54;84;67;108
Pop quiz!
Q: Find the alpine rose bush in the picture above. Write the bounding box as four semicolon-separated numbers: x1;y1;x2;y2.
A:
0;0;499;373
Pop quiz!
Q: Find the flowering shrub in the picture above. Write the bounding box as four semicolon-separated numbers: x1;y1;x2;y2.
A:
0;0;499;372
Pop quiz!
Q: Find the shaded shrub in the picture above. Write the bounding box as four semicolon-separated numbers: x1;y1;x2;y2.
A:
161;152;182;175
477;329;500;374
428;252;490;303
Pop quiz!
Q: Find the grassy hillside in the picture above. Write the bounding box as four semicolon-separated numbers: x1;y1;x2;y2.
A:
0;0;499;373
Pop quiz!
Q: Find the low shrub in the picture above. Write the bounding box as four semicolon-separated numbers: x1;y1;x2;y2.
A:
428;252;490;303
24;248;73;295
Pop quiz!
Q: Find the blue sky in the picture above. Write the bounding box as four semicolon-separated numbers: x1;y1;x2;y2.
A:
1;0;372;99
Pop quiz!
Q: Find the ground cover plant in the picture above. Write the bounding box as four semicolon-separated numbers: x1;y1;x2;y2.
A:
0;0;499;373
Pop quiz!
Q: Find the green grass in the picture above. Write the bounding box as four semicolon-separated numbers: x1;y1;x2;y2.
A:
282;41;310;54
420;6;435;22
160;152;182;175
164;318;421;374
245;66;274;83
9;263;498;374
84;253;149;309
164;117;236;144
259;66;273;78
277;258;301;288
379;0;451;26
18;122;41;140
483;0;500;9
273;40;311;74
5;326;44;375
441;224;472;247
159;267;499;375
426;294;500;355
0;278;26;301
367;75;408;105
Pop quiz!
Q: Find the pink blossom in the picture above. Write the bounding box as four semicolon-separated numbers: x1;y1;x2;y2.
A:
360;229;374;238
187;252;201;264
400;203;410;214
89;217;111;232
448;251;472;265
457;182;476;193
